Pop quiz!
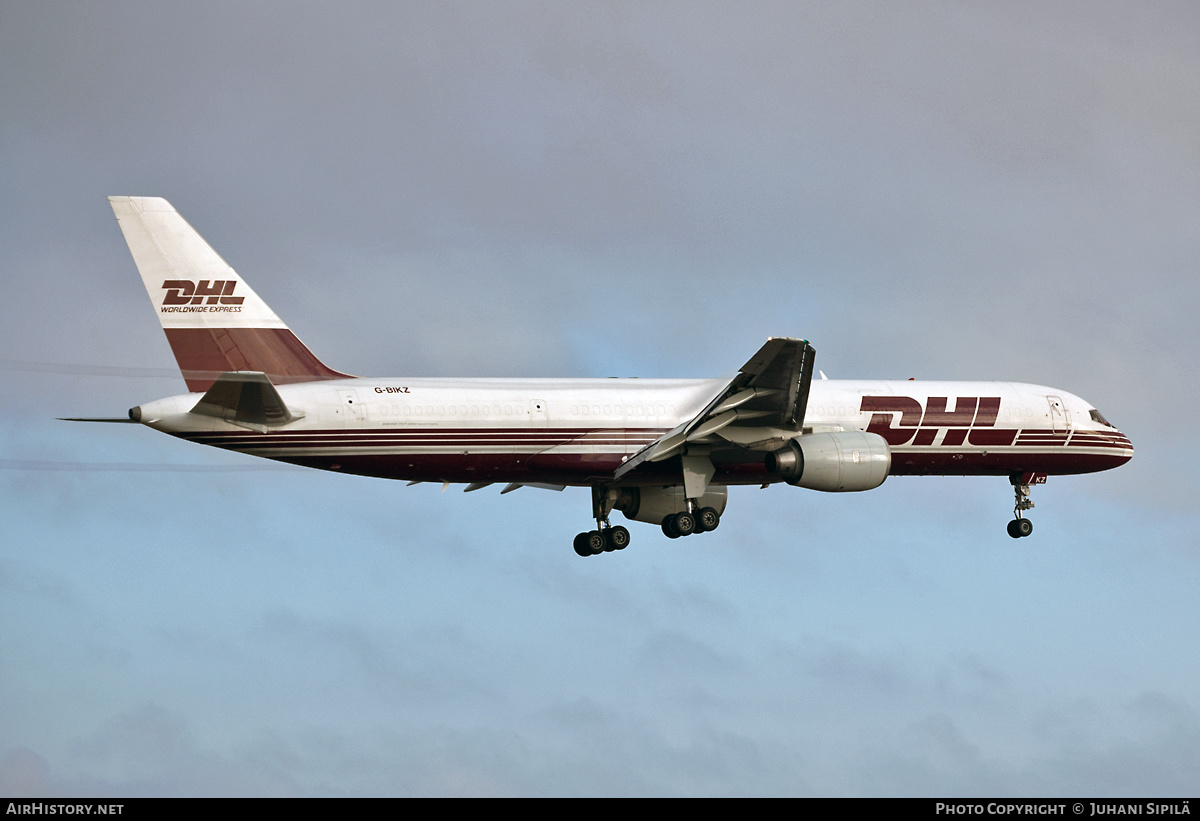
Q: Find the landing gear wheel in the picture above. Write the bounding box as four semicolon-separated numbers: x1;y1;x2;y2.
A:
674;512;697;536
661;514;682;539
573;532;593;556
1007;518;1034;539
697;507;720;532
606;526;630;551
587;530;608;554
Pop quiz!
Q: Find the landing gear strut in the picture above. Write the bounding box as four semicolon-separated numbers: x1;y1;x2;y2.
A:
1006;472;1044;539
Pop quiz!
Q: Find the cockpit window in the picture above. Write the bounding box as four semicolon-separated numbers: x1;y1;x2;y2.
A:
1089;409;1115;428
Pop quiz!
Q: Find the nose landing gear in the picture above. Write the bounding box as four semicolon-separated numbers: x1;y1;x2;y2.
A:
1007;472;1045;539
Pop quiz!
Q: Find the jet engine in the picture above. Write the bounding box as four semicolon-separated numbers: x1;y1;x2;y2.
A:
614;485;728;525
765;431;891;492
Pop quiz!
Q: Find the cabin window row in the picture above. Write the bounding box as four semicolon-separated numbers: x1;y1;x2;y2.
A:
569;405;674;417
371;404;679;419
375;404;522;417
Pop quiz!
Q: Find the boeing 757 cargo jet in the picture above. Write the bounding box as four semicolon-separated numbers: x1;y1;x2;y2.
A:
80;197;1132;556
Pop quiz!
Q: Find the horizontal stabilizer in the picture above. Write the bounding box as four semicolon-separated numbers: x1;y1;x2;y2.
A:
190;371;301;430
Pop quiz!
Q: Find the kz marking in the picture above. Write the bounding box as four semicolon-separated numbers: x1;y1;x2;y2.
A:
161;280;244;312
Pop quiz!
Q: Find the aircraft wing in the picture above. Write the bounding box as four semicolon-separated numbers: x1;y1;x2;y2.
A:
613;337;814;481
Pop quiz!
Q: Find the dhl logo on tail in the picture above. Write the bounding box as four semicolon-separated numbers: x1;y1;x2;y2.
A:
161;279;244;307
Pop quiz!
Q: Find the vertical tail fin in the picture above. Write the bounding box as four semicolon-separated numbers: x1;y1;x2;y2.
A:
109;196;349;392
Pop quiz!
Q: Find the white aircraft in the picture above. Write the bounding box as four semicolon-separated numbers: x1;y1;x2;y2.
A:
83;196;1133;556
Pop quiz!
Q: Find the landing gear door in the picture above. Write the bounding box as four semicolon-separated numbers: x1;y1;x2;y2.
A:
1047;395;1071;433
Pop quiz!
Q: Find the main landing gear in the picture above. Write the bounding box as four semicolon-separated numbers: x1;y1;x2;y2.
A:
572;526;630;557
1006;472;1044;539
659;453;722;542
661;506;721;539
574;486;631;557
572;486;723;556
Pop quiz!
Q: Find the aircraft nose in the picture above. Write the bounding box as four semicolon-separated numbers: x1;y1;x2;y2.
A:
1112;428;1134;463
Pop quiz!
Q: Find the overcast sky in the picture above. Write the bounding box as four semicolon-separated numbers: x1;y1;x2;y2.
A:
2;1;1198;797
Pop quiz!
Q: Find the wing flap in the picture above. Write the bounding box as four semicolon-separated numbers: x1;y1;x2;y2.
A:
614;338;815;481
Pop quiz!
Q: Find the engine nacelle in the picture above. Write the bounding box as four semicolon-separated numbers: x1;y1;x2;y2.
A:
614;486;728;525
765;431;891;492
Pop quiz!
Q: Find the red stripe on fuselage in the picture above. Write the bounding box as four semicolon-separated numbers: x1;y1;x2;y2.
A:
174;424;1132;485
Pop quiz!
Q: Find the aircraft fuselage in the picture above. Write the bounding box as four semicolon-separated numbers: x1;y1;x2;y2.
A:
135;376;1132;485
